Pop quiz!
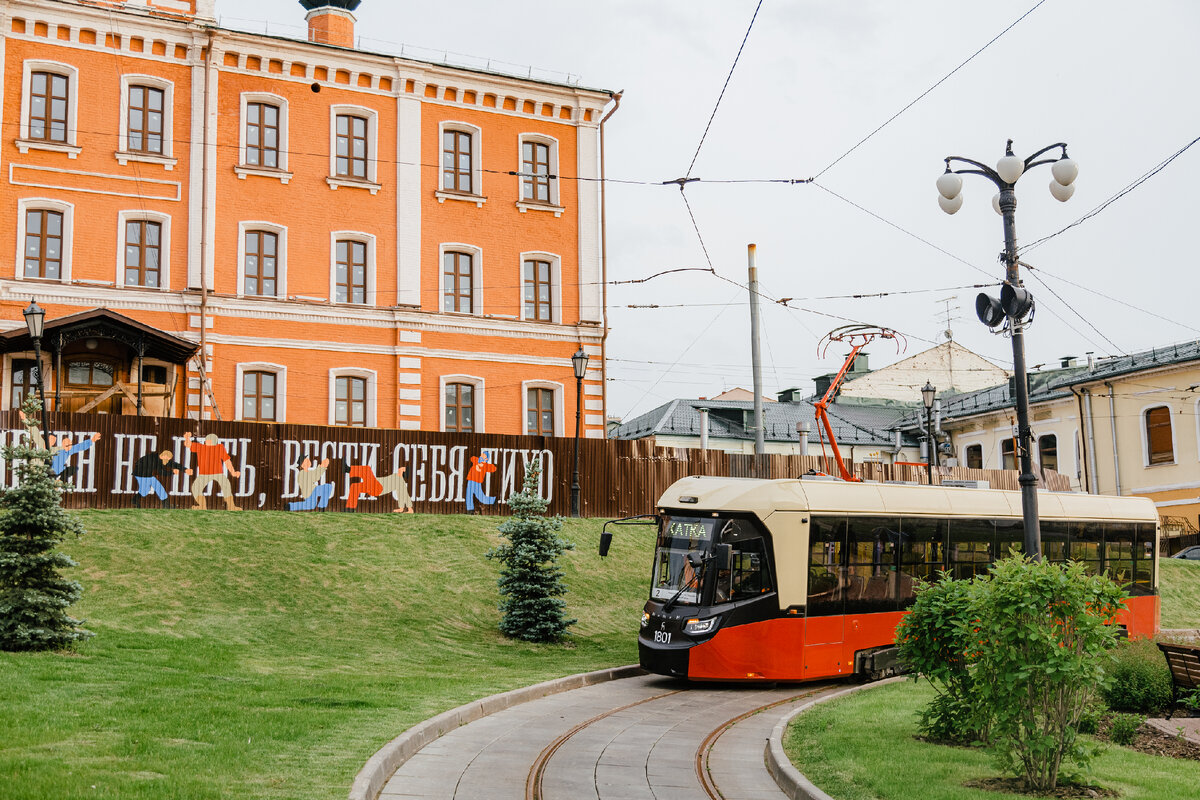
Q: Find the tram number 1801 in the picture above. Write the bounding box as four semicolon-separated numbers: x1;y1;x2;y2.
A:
653;630;672;644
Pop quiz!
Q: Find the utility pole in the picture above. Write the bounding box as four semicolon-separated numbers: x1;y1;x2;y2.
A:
747;244;765;455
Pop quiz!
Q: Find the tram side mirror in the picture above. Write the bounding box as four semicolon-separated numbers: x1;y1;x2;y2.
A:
714;543;733;571
599;530;613;558
686;551;705;568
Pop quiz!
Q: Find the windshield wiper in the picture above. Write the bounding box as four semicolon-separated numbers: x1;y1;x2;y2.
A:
663;552;707;613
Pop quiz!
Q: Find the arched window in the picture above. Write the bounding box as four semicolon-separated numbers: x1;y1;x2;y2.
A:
444;382;475;433
1145;406;1173;465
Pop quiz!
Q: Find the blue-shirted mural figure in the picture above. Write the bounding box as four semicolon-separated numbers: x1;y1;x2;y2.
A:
49;432;101;482
465;450;497;513
133;451;191;509
289;457;333;511
184;432;242;511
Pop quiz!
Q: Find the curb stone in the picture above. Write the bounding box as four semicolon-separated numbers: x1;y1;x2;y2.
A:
765;677;906;800
347;664;645;800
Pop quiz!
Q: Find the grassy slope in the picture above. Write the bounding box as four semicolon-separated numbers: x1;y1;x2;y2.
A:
1158;558;1200;629
785;681;1200;800
0;511;655;800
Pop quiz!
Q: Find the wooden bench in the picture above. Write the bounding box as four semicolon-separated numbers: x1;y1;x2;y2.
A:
1157;642;1200;719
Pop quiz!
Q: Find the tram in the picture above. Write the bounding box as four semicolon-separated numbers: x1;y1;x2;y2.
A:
603;475;1160;682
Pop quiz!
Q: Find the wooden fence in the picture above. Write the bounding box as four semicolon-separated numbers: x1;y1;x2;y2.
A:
0;411;1072;518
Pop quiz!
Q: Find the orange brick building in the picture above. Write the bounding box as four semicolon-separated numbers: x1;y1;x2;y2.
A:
0;0;615;437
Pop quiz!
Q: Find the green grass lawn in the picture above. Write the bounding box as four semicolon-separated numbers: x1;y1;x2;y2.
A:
785;681;1200;800
1159;557;1200;629
0;510;656;800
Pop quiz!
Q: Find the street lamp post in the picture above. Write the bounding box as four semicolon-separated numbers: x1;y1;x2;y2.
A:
570;348;589;518
22;299;50;442
937;139;1079;558
921;381;936;485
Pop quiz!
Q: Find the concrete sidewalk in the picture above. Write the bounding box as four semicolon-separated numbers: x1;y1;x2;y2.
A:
1147;712;1200;743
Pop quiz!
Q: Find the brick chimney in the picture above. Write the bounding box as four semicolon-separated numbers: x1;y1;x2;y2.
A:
300;1;361;49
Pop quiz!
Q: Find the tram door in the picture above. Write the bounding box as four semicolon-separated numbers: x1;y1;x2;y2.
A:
803;516;848;677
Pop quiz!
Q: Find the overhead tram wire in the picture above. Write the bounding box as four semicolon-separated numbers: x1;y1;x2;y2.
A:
1021;267;1127;355
813;0;1049;180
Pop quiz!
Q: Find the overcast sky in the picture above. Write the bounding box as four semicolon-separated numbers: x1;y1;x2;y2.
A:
219;1;1200;421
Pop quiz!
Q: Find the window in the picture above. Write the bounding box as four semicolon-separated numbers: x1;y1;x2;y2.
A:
242;371;277;422
444;382;475;433
335;114;368;179
123;219;162;288
522;140;551;202
335;376;367;427
67;359;115;387
523;259;553;322
964;443;983;470
23;209;64;279
1145;405;1173;465
442;129;473;193
18;62;79;154
443;251;474;313
141;365;168;384
335;239;367;304
1038;434;1058;472
127;85;164;154
30;70;70;143
527;387;554;436
246;102;280;168
244;230;279;297
10;358;40;410
1001;437;1016;470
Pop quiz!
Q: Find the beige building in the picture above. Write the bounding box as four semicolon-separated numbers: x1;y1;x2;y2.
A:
936;344;1200;539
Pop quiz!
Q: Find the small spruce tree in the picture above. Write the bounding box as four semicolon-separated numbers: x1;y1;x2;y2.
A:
0;397;91;651
486;459;576;642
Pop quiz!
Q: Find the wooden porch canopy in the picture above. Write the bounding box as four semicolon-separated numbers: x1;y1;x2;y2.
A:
0;308;198;415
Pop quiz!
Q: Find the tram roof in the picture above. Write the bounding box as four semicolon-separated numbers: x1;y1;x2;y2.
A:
658;475;1158;523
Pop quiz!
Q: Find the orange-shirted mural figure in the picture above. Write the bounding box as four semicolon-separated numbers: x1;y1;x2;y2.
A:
342;462;415;513
183;432;242;511
465;451;497;513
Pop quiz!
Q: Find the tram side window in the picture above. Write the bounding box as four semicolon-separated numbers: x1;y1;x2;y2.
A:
898;517;948;608
1104;522;1137;591
713;520;773;603
995;518;1023;561
1133;523;1155;594
1070;521;1102;576
807;516;847;617
949;518;994;580
846;516;899;613
1041;520;1070;563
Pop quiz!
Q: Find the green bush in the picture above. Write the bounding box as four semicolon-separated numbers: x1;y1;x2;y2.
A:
1101;638;1173;714
1109;713;1144;746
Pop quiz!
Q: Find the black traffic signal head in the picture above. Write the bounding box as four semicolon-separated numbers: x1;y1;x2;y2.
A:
976;292;1005;328
1000;283;1034;320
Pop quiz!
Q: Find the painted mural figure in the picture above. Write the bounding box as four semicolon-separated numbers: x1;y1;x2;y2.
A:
465;451;497;513
341;462;414;513
50;432;102;482
183;432;242;511
289;457;333;511
133;450;192;509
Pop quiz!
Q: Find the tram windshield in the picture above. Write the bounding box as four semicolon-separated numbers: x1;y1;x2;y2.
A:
651;516;719;605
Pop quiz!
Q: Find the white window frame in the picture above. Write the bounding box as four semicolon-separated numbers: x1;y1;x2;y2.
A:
516;132;564;215
116;210;172;290
116;74;176;168
235;362;287;423
1035;431;1061;473
17;60;80;156
435;121;485;205
439;243;483;316
15;197;74;282
999;437;1017;471
237;221;288;299
327;104;381;193
440;374;484;433
522;380;564;437
961;440;985;469
1141;403;1176;467
329;231;376;306
237;92;291;181
328;368;377;428
518;250;562;323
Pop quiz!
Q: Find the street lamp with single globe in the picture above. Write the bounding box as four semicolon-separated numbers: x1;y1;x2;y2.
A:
921;381;936;484
22;299;51;442
570;348;589;518
937;139;1079;558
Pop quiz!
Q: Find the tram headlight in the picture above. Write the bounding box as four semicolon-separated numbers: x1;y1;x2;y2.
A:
640;612;650;628
684;617;719;636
